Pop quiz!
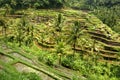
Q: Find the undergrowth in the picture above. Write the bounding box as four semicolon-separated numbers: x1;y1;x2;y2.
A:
0;71;42;80
6;42;120;80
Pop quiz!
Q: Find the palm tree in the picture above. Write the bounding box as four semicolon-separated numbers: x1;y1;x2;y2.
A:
26;24;34;46
17;16;34;47
4;4;12;16
30;25;34;45
54;13;65;45
17;24;23;47
55;13;64;32
55;41;65;65
16;16;27;47
0;18;7;38
67;21;85;57
0;18;5;35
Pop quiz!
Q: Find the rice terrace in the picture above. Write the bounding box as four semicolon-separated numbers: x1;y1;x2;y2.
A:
0;0;120;80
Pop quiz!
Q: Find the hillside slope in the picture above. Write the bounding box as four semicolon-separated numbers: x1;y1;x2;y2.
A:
0;9;120;80
28;9;120;62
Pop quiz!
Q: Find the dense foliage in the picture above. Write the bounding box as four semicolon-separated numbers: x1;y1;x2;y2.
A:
0;0;66;9
69;0;120;32
0;0;120;80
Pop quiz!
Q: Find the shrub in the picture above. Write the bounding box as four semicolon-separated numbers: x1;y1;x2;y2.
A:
38;51;48;62
34;3;40;9
61;54;74;69
45;54;56;66
38;50;58;66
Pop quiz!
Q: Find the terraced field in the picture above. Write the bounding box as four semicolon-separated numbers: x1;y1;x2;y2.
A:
0;42;85;80
0;9;120;80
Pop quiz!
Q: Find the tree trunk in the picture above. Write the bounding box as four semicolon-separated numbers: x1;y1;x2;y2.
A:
91;40;96;54
73;36;77;57
4;26;7;38
59;54;62;65
73;37;77;57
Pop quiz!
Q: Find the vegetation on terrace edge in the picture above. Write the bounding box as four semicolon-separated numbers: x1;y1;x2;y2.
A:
0;8;120;80
0;0;120;33
68;0;120;33
0;0;120;80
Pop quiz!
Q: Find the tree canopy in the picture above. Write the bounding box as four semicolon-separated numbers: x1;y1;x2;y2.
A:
0;0;66;9
68;0;120;32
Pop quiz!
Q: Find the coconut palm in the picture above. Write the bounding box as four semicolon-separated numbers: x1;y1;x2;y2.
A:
25;24;34;46
0;18;7;38
55;41;65;65
17;16;34;47
54;13;65;45
55;13;64;32
16;16;28;47
67;21;85;57
17;24;23;47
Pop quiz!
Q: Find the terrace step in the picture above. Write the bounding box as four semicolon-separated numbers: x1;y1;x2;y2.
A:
99;53;118;58
104;46;119;52
99;49;118;54
91;36;120;47
99;53;120;61
88;31;111;40
72;46;120;61
98;59;120;65
6;15;23;18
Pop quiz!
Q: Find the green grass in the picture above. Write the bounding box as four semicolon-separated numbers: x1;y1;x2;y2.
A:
0;40;120;80
0;42;74;80
0;70;42;80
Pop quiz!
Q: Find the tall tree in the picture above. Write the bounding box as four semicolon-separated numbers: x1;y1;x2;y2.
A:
54;13;64;44
67;21;85;56
55;13;64;32
55;41;65;65
0;17;7;38
16;16;34;47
